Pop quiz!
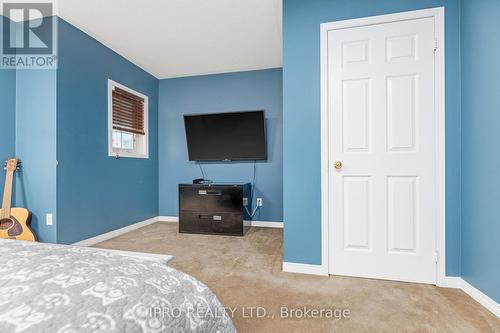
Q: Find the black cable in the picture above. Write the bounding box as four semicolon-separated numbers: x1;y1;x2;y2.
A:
250;161;256;205
244;161;261;218
198;163;206;180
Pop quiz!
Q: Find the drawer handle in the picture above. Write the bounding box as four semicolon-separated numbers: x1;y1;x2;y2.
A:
198;190;222;195
198;215;223;221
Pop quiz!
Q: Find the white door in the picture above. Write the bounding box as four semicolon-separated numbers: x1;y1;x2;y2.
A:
328;16;438;284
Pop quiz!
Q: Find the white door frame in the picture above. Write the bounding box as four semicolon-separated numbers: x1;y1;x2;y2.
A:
320;7;446;285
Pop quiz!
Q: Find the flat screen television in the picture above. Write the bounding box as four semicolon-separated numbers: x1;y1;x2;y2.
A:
184;110;267;161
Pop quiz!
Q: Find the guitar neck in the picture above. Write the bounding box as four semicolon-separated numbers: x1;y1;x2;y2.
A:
1;170;13;219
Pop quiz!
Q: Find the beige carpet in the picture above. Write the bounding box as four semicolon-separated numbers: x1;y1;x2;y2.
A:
94;222;500;333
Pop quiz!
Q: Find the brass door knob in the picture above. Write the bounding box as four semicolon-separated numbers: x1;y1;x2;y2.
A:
334;161;343;169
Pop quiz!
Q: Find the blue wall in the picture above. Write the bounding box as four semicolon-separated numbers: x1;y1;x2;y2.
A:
0;68;16;192
283;0;462;275
0;16;16;203
158;69;283;221
15;70;57;243
460;0;500;304
56;18;159;244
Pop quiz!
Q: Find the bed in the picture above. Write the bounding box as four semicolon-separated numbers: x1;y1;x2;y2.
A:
0;239;236;333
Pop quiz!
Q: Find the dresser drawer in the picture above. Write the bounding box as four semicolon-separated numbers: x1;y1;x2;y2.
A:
179;185;243;213
179;211;244;236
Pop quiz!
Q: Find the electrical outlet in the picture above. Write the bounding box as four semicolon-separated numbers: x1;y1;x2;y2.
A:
256;198;263;207
46;213;53;226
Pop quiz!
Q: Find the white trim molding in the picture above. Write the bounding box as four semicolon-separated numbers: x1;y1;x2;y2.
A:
107;79;149;159
245;220;284;228
72;216;160;246
282;262;329;276
73;216;283;247
320;7;446;283
460;279;500;318
157;216;180;223
158;216;283;228
437;276;462;289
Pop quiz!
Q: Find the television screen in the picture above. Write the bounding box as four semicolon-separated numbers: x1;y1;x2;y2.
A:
184;111;267;161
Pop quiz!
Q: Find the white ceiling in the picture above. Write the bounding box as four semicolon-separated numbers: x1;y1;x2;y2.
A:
57;0;282;79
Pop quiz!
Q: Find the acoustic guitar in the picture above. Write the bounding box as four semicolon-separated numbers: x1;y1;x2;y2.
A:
0;158;36;241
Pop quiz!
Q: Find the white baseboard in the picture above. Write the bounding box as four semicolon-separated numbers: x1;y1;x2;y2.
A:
460;278;500;318
282;262;328;276
437;276;462;289
438;276;499;318
245;220;283;228
157;216;179;223
72;216;160;246
72;216;281;247
158;216;283;228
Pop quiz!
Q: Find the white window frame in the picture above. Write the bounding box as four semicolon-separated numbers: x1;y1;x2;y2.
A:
108;79;149;159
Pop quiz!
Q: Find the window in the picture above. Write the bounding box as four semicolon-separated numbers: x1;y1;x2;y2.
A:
108;79;149;158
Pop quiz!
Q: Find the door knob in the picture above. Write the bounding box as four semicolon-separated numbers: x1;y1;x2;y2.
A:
334;161;343;169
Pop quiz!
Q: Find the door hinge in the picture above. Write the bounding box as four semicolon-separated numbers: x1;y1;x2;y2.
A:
433;39;438;52
434;251;439;264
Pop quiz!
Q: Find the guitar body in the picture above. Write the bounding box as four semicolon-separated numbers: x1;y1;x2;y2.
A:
1;158;36;242
0;208;36;241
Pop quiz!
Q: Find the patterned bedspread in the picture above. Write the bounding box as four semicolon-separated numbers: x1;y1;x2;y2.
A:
0;239;236;333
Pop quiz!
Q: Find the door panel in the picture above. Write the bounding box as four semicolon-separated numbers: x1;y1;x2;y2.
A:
387;74;417;151
342;79;371;152
342;40;371;66
386;34;417;62
328;17;437;284
387;176;418;254
343;177;372;250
